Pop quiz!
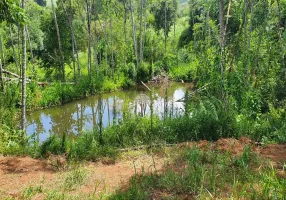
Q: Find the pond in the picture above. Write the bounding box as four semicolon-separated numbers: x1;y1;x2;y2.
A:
26;82;192;142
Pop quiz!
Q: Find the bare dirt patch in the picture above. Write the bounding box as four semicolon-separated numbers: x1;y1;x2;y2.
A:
0;138;285;199
0;153;166;199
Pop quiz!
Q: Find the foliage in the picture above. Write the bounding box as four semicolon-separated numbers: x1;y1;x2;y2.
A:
0;0;26;24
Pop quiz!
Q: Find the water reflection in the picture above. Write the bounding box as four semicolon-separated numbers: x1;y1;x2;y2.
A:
26;82;190;142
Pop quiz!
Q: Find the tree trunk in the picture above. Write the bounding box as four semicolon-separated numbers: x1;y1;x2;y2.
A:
130;0;139;69
51;0;65;82
276;0;286;72
173;0;177;66
142;0;147;60
68;0;81;79
222;0;232;48
9;25;19;74
26;27;35;72
247;2;253;52
94;25;99;77
123;2;127;68
59;0;79;81
0;34;4;92
139;0;143;62
0;59;3;92
21;0;27;132
219;0;225;77
0;34;5;70
104;3;108;74
164;1;167;52
86;0;92;78
110;15;115;77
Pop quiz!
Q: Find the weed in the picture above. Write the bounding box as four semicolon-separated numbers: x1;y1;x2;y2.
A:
64;167;88;191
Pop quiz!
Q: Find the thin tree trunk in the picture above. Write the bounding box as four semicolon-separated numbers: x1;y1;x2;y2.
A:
110;15;114;77
219;0;225;77
142;0;147;60
222;0;231;48
0;59;3;92
9;25;19;74
66;0;81;79
252;29;262;78
104;3;108;74
139;0;143;62
21;0;27;132
130;0;139;69
51;0;65;82
164;1;167;52
0;34;4;92
26;27;35;72
0;34;5;70
247;2;253;52
123;2;127;68
173;0;177;66
86;0;92;78
94;25;99;77
72;35;76;81
58;0;77;81
245;2;253;79
276;0;286;72
18;24;21;76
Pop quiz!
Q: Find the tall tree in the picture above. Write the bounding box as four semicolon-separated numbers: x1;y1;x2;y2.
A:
21;0;27;132
51;0;65;82
130;0;139;69
86;0;92;78
219;0;224;78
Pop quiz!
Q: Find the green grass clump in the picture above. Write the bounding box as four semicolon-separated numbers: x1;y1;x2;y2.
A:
110;147;286;199
64;167;89;191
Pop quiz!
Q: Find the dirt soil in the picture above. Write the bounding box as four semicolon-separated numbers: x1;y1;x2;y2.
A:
0;138;285;199
0;153;165;199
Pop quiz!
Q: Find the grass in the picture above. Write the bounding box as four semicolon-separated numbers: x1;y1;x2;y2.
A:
63;167;89;191
110;146;286;200
10;145;285;199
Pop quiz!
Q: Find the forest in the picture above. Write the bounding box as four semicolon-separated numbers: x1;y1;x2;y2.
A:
0;0;285;199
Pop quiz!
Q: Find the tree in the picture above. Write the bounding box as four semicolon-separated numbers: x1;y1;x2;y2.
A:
51;0;65;82
21;0;26;131
151;0;177;51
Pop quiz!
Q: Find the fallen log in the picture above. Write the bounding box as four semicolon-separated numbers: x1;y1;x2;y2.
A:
2;70;21;78
120;143;176;152
176;83;210;102
141;81;151;91
2;77;31;83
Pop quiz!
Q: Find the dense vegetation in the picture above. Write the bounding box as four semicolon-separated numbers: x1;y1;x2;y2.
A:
0;0;285;163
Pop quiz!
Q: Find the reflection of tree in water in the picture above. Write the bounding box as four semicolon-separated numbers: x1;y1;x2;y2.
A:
26;112;44;142
49;104;78;137
134;93;150;117
25;83;190;141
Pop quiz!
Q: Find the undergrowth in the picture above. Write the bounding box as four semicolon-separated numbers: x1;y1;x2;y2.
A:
110;147;286;199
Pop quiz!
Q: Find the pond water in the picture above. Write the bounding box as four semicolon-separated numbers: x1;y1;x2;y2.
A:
26;82;191;142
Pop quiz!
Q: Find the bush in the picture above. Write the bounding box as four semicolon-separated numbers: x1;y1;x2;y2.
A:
137;62;151;82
